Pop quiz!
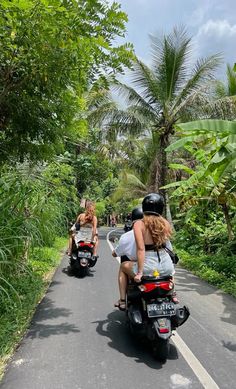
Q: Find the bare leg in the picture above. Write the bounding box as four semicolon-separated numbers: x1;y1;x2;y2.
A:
117;261;135;301
67;235;73;256
93;237;99;257
118;268;128;301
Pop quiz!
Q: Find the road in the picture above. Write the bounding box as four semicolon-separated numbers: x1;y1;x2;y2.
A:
0;227;236;389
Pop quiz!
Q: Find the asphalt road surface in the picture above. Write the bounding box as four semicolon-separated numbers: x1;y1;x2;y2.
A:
0;227;236;389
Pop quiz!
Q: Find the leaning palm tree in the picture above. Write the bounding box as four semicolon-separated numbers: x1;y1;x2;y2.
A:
208;63;236;120
215;63;236;98
90;27;222;210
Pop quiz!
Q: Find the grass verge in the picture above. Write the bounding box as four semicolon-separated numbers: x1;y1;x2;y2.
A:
176;248;236;298
0;237;67;379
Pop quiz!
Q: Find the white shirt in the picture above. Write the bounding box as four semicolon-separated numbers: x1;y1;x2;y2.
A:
114;230;137;260
114;230;173;264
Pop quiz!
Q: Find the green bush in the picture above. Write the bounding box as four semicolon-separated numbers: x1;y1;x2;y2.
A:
177;248;236;298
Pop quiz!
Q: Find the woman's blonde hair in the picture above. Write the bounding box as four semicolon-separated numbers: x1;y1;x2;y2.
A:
143;214;172;247
85;201;95;223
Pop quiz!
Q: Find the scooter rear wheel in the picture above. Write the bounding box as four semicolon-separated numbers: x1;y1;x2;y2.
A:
77;266;88;278
152;338;170;362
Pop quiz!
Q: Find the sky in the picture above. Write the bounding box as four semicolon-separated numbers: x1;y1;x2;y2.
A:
111;0;236;80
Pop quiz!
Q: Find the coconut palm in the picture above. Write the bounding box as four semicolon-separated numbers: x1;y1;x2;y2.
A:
207;64;236;120
89;26;222;211
215;64;236;98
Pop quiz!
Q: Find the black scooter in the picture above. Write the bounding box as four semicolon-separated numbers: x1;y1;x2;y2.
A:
69;223;97;277
126;275;190;361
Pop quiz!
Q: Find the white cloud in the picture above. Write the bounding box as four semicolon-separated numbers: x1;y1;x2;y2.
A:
188;1;213;27
197;19;236;38
193;19;236;79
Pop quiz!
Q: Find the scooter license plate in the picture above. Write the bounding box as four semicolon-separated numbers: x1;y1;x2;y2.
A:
147;302;175;317
78;251;91;258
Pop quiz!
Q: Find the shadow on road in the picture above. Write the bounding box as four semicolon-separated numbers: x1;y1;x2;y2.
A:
222;340;236;352
176;267;236;327
61;266;95;278
26;296;80;339
92;309;178;369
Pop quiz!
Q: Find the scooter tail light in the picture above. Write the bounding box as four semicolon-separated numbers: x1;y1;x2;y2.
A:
159;328;169;333
159;281;173;290
139;283;159;293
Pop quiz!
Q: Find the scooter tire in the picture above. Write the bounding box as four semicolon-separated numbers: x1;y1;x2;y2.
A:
77;266;88;278
67;265;74;276
152;338;170;362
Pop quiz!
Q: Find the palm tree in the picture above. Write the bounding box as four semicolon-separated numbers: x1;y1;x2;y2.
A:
215;64;236;98
90;26;221;212
208;63;236;120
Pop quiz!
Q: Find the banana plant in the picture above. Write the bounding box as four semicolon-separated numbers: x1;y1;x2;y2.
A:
165;122;236;240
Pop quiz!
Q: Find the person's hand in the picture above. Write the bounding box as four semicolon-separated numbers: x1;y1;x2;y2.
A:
134;272;143;283
112;250;117;257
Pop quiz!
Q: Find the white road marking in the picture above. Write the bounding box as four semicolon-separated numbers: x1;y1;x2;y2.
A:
106;230;220;389
172;332;219;388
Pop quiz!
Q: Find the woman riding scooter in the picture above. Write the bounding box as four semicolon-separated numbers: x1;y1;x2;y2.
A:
113;194;177;310
68;200;99;262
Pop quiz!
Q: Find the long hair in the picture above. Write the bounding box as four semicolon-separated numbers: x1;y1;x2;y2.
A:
84;201;95;223
143;214;172;247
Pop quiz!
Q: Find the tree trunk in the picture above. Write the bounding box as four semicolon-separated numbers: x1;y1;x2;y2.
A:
165;192;175;231
221;203;234;240
149;130;174;226
159;134;169;217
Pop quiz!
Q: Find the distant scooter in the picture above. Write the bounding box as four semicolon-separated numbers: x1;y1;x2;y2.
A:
69;223;97;277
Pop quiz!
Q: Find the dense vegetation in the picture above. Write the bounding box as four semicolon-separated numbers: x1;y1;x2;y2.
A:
0;0;236;376
0;0;133;375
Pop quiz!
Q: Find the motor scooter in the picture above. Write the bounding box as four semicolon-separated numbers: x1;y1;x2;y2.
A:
126;275;190;361
69;223;97;277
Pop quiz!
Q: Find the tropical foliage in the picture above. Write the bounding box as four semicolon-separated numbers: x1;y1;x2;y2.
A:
90;27;222;204
0;0;134;164
1;1;236;371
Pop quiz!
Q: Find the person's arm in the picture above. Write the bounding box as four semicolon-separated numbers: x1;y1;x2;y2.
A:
91;216;98;241
133;220;145;282
70;214;81;232
76;214;81;223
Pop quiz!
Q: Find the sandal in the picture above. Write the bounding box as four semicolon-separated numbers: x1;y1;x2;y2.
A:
172;292;179;304
114;299;126;311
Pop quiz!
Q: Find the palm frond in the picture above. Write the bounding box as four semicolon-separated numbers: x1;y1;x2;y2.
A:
130;59;162;106
150;26;191;102
112;171;148;202
172;54;222;116
112;79;159;117
227;64;236;96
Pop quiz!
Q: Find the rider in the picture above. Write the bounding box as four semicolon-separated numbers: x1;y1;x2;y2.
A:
68;200;99;260
112;207;143;310
112;207;143;262
114;193;177;310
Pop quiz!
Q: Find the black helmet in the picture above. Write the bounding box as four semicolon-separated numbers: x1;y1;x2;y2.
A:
142;193;164;215
131;207;143;222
